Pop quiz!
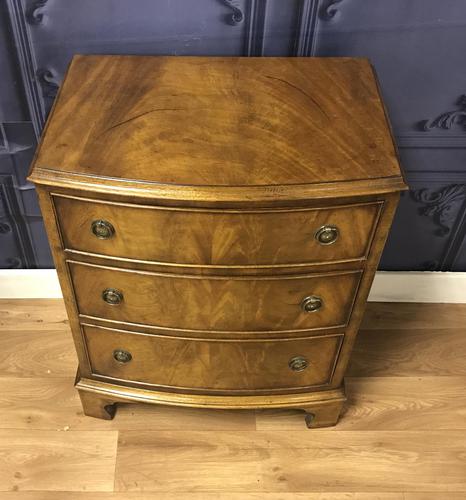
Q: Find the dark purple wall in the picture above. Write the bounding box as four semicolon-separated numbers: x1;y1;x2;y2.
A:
1;0;465;270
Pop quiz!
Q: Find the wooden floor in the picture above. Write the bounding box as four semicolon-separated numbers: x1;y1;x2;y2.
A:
0;300;465;499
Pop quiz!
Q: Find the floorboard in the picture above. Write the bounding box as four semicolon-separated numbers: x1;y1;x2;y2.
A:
0;430;117;492
348;327;466;376
114;430;466;492
0;299;465;496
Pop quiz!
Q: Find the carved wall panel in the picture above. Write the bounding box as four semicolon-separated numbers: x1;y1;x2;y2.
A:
0;5;28;121
11;0;268;122
1;0;465;270
0;175;36;268
382;177;466;271
315;0;466;141
0;121;51;267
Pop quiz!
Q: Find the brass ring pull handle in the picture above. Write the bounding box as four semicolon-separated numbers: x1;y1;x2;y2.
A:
301;295;323;313
113;349;132;363
289;356;308;372
102;288;123;305
315;225;339;245
91;219;115;239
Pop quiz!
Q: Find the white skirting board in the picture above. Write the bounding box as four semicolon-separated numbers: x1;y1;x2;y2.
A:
0;269;465;302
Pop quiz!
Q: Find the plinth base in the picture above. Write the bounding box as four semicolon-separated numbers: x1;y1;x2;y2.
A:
76;376;346;429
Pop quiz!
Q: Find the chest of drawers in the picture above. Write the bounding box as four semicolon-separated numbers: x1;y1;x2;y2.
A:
29;55;406;428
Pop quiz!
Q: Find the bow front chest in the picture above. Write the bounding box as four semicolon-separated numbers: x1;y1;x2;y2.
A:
29;55;406;428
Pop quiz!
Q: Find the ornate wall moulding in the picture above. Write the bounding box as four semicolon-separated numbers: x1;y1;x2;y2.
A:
36;68;60;99
319;0;345;21
421;94;466;131
412;184;466;236
25;0;49;25
219;0;244;25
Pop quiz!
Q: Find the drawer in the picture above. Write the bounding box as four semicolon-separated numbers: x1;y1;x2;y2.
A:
69;261;361;332
83;324;343;392
53;194;381;267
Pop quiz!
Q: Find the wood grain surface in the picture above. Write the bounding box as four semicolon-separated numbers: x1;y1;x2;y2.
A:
69;260;361;332
113;430;466;493
53;194;381;267
83;324;343;392
4;494;466;500
0;430;117;492
31;56;403;190
1;299;465;497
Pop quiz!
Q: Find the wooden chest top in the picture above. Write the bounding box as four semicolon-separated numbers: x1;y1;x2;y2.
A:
29;55;406;202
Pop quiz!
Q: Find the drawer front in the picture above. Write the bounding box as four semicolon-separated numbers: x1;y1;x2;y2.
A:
83;324;343;392
69;261;361;332
54;194;381;267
